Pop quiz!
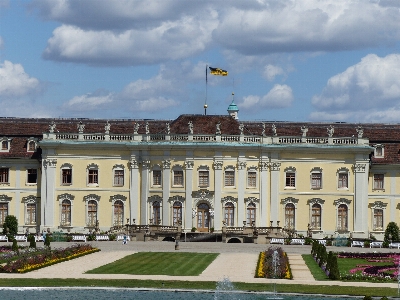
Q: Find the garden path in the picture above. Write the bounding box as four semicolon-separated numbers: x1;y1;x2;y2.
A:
287;254;314;281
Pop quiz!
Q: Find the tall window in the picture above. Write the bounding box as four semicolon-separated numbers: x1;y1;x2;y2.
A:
285;203;295;229
153;170;161;186
337;204;348;231
199;170;209;187
224;202;235;226
0;203;8;224
0;168;9;183
152;201;161;224
87;200;97;227
61;200;71;226
246;202;256;225
88;169;98;184
224;170;235;186
373;208;383;231
173;170;183;186
311;172;322;189
311;204;321;230
114;169;124;186
173;201;182;225
373;174;384;190
27;169;37;184
113;200;124;226
62;168;72;185
26;203;36;225
285;172;295;187
338;173;348;189
27;141;36;152
247;171;256;188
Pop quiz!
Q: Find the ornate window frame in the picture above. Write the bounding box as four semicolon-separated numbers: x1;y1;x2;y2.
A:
84;194;100;228
284;166;296;189
307;198;325;231
246;166;258;189
172;164;184;187
373;173;385;191
27;138;38;152
169;195;185;226
58;193;74;227
310;167;323;190
223;199;236;227
148;195;162;224
22;195;37;226
374;144;384;158
333;198;351;233
151;164;162;187
112;164;125;187
26;168;38;185
110;194;127;227
370;201;387;232
60;163;73;186
197;165;210;188
224;165;236;188
0;167;10;185
87;163;99;187
337;167;349;190
281;197;299;229
0;137;12;152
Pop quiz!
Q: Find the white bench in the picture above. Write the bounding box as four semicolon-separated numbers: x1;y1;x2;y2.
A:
72;235;87;242
290;238;305;245
318;240;326;245
370;241;383;248
35;236;44;242
351;241;364;247
270;238;284;244
96;235;110;241
0;235;8;242
116;235;130;242
14;236;27;242
389;242;400;249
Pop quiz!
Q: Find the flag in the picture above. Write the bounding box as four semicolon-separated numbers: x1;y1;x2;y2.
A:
209;67;228;76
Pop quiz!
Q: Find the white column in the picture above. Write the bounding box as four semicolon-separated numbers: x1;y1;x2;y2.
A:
15;167;20;226
237;160;246;226
269;161;281;226
353;162;369;232
41;158;57;230
129;157;140;224
259;161;269;227
390;172;396;222
140;160;150;225
213;161;223;230
162;159;171;225
184;160;194;231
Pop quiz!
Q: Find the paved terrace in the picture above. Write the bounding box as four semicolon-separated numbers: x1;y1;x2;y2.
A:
0;241;398;290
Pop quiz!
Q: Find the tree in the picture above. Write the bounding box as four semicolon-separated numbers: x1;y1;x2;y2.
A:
328;255;340;280
2;215;18;236
384;222;400;245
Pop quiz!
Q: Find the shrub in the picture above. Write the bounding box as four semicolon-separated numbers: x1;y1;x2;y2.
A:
304;237;313;245
326;251;333;273
11;239;18;253
384;222;400;244
363;296;372;300
363;240;370;248
108;234;116;241
191;227;197;232
44;234;51;248
328;255;340;280
28;235;36;248
2;215;18;237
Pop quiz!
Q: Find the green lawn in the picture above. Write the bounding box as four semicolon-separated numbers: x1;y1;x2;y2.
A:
337;257;391;274
86;252;219;276
301;254;329;280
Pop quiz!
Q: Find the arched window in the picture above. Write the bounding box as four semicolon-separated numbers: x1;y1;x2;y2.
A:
61;200;71;226
285;203;295;229
173;201;182;226
311;204;321;230
113;200;124;226
246;202;256;226
87;200;97;227
26;203;36;225
152;201;161;224
197;203;209;231
337;204;348;231
27;140;36;152
224;202;235;226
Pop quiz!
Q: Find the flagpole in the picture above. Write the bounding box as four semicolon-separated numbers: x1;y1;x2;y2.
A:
204;64;208;115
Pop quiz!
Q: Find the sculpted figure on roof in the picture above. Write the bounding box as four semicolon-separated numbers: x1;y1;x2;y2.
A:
327;125;334;137
356;126;364;138
49;121;56;133
216;122;221;135
134;122;140;134
188;121;193;134
77;121;85;133
272;124;277;136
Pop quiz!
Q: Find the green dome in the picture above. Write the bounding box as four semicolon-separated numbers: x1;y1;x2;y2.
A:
227;100;239;112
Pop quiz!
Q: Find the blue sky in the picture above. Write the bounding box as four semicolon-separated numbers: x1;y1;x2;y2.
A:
1;0;400;123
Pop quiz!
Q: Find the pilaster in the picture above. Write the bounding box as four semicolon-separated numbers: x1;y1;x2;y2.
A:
259;161;269;226
237;159;246;225
162;159;171;225
140;160;150;225
128;157;140;224
353;162;369;232
41;158;57;229
184;160;194;230
269;160;281;225
213;160;223;230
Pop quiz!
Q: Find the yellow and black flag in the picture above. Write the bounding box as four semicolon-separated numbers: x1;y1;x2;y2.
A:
209;67;228;76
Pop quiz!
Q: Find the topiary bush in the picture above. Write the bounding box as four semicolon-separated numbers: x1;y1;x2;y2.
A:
2;215;18;237
384;222;400;244
44;234;51;248
328;255;340;280
28;234;36;248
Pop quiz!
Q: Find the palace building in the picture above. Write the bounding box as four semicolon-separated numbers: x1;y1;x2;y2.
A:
0;104;398;240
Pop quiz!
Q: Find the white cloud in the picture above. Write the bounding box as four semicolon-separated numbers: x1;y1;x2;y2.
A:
62;91;115;112
240;84;293;110
263;64;285;81
311;53;400;122
0;60;42;98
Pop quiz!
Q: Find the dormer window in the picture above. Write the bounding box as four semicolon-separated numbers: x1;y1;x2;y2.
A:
374;144;384;158
0;138;11;152
27;140;36;152
1;141;8;150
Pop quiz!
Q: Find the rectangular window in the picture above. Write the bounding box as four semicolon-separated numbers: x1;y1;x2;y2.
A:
27;169;37;184
285;172;295;187
0;203;8;224
173;170;183;186
373;174;384;190
224;170;235;186
153;170;161;186
0;168;9;183
247;171;256;187
373;208;383;231
1;141;8;150
199;170;209;187
62;169;72;185
311;173;322;189
114;170;124;186
26;203;36;225
88;169;98;184
338;173;348;188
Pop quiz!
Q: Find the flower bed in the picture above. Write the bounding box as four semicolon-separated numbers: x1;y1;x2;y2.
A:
0;244;100;273
255;246;292;279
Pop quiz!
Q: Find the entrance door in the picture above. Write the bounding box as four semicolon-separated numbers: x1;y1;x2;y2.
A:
197;203;210;232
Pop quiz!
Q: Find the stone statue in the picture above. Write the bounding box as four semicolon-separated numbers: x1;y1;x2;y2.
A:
49;121;56;133
77;121;85;133
356;126;363;138
272;124;277;136
166;122;170;134
145;122;149;134
216;122;221;135
261;123;266;136
188;121;193;134
327;125;334;137
134;122;140;134
301;126;308;137
104;121;111;134
239;123;244;135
